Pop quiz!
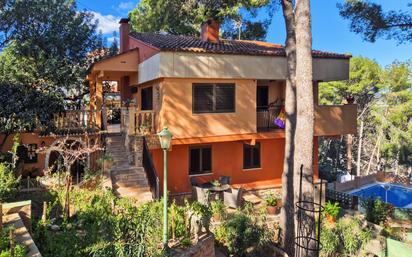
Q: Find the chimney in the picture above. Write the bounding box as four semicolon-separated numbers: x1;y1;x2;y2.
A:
119;18;130;53
200;19;220;43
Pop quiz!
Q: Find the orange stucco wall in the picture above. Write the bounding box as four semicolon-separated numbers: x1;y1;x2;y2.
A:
151;137;319;194
158;78;257;139
0;132;101;176
129;37;160;63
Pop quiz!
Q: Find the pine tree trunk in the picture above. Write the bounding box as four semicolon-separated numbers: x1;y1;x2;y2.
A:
295;0;316;256
356;119;364;176
279;1;297;256
346;134;353;174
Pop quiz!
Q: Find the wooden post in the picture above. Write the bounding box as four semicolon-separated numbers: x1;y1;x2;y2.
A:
10;229;15;257
42;202;48;223
95;78;103;128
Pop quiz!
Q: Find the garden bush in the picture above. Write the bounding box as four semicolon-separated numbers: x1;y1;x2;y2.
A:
320;216;371;257
33;188;164;257
214;211;273;257
0;162;20;201
361;198;393;225
0;226;25;257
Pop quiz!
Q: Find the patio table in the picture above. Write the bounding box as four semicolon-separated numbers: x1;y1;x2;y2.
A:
201;183;231;200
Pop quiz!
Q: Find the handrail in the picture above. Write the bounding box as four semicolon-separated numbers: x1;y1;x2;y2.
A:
142;137;160;200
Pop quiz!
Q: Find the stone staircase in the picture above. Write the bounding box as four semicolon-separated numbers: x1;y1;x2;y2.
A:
106;133;153;204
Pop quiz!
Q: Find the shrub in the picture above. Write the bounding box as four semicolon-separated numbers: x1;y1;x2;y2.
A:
0;162;20;201
0;226;25;257
214;212;272;257
361;198;393;225
320;216;371;257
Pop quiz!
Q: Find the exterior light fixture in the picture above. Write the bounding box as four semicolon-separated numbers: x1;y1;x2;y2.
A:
157;127;173;251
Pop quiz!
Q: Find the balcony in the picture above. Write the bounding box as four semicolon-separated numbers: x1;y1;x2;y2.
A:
121;108;156;135
256;104;357;136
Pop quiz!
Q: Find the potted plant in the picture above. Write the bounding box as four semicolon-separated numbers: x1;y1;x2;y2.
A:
324;201;340;223
98;153;113;174
211;200;226;221
265;194;280;215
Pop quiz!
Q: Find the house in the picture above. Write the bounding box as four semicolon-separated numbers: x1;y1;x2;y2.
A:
86;18;357;197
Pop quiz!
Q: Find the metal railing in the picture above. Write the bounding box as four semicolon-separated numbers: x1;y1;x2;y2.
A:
256;106;283;131
143;137;160;200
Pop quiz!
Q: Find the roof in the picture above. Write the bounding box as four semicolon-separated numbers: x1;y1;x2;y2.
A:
129;32;351;59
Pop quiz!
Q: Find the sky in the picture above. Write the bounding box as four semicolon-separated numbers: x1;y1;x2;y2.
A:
78;0;412;67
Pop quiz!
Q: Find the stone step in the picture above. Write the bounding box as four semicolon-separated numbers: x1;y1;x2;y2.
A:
111;166;144;174
113;174;147;182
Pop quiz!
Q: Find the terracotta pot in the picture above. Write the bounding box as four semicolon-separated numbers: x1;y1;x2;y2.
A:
103;161;113;171
326;214;336;224
267;206;280;215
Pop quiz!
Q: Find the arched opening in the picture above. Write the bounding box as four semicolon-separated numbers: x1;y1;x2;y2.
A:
46;139;89;185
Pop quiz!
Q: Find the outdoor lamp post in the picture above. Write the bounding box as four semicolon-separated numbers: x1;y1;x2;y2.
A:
157;127;173;251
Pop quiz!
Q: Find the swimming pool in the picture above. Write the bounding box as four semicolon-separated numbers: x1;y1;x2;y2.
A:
349;183;412;208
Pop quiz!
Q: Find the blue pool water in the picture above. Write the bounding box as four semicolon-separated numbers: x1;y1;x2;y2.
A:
350;183;412;208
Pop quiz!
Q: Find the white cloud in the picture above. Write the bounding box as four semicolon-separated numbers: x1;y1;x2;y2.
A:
91;11;121;34
118;1;134;10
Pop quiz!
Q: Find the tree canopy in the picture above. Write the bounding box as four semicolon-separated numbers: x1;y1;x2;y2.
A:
338;0;412;44
129;0;272;40
0;0;99;106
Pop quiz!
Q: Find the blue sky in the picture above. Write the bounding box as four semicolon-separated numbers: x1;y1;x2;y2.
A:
79;0;412;66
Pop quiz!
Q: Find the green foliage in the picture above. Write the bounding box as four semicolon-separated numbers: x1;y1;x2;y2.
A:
190;201;212;219
361;198;393;225
0;82;63;136
320;216;371;257
337;0;412;44
214;212;272;257
211;200;226;219
265;194;279;206
129;0;271;40
0;226;25;257
33;188;164;257
169;200;189;241
324;201;340;219
0;0;99;105
0;162;20;201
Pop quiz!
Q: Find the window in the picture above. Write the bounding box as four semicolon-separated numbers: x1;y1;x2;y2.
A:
193;84;235;113
243;142;261;169
189;146;212;175
141;86;153;110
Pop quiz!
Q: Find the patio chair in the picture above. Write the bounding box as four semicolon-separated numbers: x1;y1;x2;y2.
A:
223;187;244;209
219;176;231;185
190;177;201;186
192;186;210;206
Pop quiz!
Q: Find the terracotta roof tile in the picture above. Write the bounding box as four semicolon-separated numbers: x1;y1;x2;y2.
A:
129;32;351;59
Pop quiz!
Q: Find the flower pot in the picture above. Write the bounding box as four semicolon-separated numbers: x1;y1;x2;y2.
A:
326;214;336;224
267;206;280;215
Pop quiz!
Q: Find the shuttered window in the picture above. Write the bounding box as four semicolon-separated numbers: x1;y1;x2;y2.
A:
141;86;153;110
243;142;261;169
192;84;235;113
189;146;212;175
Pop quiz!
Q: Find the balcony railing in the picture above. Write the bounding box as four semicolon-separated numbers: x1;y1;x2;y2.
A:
53;110;100;130
257;106;283;131
121;107;156;135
